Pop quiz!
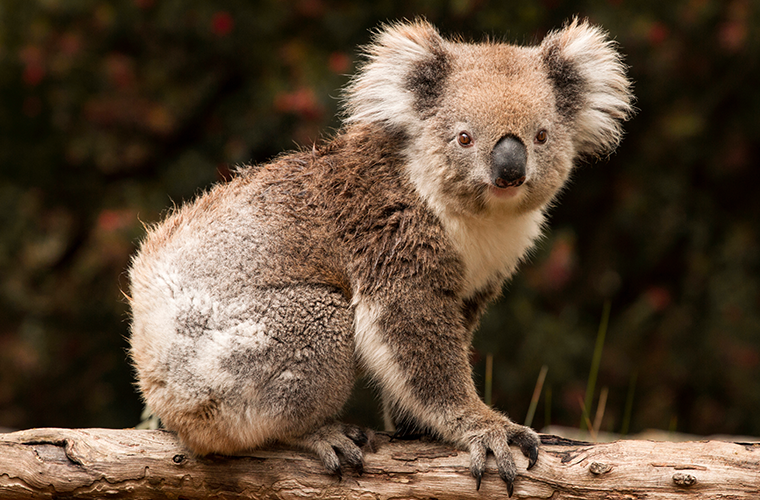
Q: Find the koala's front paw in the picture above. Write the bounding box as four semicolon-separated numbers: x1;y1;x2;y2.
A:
466;417;539;496
291;421;368;478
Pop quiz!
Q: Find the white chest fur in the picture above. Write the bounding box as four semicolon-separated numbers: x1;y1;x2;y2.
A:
404;154;546;298
441;209;545;298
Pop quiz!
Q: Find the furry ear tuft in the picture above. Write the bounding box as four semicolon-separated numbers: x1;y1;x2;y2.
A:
541;18;634;157
343;19;448;128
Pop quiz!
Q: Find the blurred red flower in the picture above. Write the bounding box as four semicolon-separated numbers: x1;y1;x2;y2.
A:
211;11;234;37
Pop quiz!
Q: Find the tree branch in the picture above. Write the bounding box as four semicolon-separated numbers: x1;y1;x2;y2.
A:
0;428;757;499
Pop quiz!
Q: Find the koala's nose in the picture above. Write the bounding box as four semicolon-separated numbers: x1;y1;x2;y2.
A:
491;135;527;189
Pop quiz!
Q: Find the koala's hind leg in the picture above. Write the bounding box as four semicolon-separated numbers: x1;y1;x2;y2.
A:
133;283;360;470
284;420;369;475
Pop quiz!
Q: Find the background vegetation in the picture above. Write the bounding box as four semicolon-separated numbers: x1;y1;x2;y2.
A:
1;0;758;438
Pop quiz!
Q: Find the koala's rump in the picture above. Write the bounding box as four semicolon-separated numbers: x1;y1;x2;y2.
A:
129;172;356;453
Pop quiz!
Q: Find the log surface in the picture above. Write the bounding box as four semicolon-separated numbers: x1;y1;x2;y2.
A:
0;428;758;499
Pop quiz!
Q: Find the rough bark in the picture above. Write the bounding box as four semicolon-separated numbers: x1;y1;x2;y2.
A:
0;427;758;499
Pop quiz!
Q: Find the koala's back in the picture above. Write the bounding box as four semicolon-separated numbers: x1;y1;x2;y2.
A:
130;125;405;322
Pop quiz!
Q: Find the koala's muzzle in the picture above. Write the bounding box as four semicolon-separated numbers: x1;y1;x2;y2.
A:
491;135;527;189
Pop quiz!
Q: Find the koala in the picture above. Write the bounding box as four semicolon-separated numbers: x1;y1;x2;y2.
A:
128;18;632;494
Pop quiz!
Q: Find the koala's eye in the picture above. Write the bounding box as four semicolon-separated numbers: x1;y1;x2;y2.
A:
457;131;474;147
535;129;548;145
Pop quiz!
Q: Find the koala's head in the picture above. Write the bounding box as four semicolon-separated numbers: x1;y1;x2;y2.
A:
344;19;633;216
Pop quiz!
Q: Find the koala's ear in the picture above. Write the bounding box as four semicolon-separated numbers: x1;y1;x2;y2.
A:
343;19;449;128
541;18;634;157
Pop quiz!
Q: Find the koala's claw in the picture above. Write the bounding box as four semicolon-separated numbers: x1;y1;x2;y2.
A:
467;422;539;496
292;422;367;477
345;425;370;449
526;442;539;470
505;478;514;498
511;428;540;470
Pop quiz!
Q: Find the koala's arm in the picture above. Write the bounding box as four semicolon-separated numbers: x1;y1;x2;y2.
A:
355;283;536;492
350;216;537;493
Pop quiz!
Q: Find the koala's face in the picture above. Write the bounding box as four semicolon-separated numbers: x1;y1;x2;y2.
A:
428;44;576;213
345;19;633;216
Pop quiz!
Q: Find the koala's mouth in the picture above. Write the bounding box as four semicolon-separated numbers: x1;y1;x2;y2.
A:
488;184;523;199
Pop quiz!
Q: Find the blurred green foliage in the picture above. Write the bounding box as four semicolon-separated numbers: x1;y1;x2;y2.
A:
0;0;758;436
